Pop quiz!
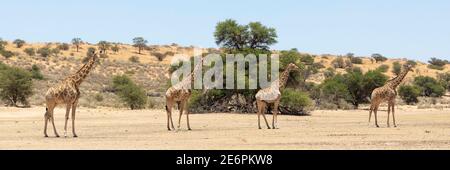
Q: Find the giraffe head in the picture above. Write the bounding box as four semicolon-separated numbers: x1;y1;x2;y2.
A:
404;64;414;72
286;63;300;72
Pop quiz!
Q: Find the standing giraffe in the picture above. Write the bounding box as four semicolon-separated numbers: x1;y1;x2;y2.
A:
165;57;204;131
255;63;299;129
44;51;99;137
369;64;413;128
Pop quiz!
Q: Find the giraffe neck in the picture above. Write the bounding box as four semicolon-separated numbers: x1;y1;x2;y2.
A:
386;68;409;89
278;68;292;90
70;56;98;86
189;58;203;85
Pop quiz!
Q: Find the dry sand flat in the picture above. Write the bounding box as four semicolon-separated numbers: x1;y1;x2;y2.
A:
0;106;449;150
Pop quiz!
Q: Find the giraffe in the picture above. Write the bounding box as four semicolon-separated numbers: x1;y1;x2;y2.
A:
369;64;414;128
165;57;204;131
43;51;100;137
255;63;300;129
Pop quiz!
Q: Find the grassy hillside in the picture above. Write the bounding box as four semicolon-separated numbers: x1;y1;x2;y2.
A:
1;41;449;108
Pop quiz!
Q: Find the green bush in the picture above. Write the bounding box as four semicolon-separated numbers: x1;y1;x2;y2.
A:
117;83;147;110
438;72;450;91
24;48;36;56
316;69;387;108
112;75;147;110
37;47;52;57
280;49;302;68
300;54;315;65
188;90;203;109
377;64;389;73
13;39;26;48
98;41;111;54
111;44;120;53
332;57;346;68
350;57;363;64
317;77;351;108
392;62;402;76
372;54;387;63
0;65;33;106
0;50;14;59
152;52;165;61
112;75;133;90
345;66;362;73
129;56;140;63
30;64;44;80
280;88;312;115
51;48;60;56
428;58;447;70
428;57;448;67
427;64;444;70
398;85;420;105
323;68;335;78
57;43;70;51
414;76;445;97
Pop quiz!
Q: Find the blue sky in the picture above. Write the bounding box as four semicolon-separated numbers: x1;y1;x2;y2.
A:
1;0;449;61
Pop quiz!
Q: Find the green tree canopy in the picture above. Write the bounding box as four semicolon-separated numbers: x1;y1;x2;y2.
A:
13;39;26;48
0;65;33;107
214;19;277;51
132;37;148;54
71;38;82;52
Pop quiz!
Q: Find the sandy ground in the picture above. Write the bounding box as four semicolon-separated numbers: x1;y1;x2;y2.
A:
0;106;449;150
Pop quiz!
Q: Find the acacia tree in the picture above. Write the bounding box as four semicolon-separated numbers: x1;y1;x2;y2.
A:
98;41;111;54
132;37;148;54
111;44;120;53
214;19;277;51
372;53;387;63
0;65;33;107
13;39;26;48
247;22;277;50
71;38;82;52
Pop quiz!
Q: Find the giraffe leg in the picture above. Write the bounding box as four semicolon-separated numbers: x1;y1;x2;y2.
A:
64;104;71;137
178;101;184;129
49;108;60;137
272;101;280;129
368;104;373;123
261;102;271;129
44;107;50;138
387;103;391;128
71;101;78;138
257;100;262;129
183;101;192;131
165;100;174;131
374;105;380;128
392;102;397;127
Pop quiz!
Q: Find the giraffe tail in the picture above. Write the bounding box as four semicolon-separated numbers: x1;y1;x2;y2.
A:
165;105;169;112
